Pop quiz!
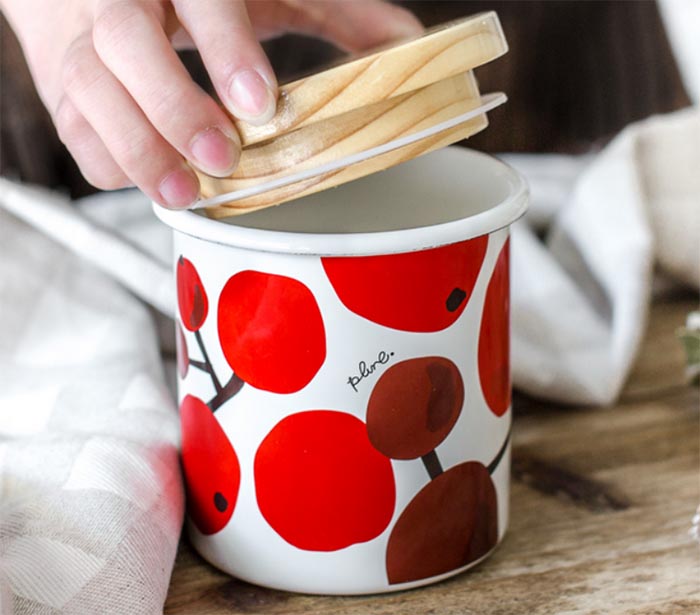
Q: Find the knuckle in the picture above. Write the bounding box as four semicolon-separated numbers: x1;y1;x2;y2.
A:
113;130;168;177
93;1;141;54
147;84;188;123
146;86;217;142
61;35;96;92
53;97;85;143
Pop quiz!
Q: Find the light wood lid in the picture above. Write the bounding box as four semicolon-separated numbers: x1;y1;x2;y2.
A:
234;12;507;146
200;12;508;218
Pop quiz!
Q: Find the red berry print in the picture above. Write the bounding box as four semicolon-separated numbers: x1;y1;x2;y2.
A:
218;271;326;394
180;395;240;535
177;256;208;331
254;410;395;551
367;357;464;460
176;322;189;379
322;237;488;332
478;239;510;416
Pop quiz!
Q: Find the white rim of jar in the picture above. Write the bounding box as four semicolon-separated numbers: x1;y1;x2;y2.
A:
153;148;528;257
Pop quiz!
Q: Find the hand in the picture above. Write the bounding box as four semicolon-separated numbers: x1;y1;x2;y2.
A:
1;0;422;207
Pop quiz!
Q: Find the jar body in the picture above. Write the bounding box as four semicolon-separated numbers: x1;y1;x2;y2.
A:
172;217;513;594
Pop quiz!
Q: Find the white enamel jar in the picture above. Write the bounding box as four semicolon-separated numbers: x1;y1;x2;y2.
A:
155;148;528;595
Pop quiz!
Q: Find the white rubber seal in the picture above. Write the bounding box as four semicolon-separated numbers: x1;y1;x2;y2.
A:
193;92;507;209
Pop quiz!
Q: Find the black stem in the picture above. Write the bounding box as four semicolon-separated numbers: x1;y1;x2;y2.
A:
487;424;513;475
188;358;210;372
194;329;222;393
208;373;245;411
421;449;444;480
420;423;512;482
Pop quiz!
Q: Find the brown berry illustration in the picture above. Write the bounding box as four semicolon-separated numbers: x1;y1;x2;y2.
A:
386;461;498;584
366;357;464;459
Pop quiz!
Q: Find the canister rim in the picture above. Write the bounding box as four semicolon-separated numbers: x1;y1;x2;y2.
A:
153;148;528;257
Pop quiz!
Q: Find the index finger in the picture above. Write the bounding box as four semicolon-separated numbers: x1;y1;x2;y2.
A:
172;0;278;126
92;0;241;177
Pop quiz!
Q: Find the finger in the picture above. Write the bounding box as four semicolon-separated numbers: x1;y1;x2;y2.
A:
172;0;277;126
54;96;132;190
61;34;199;208
92;0;240;177
249;0;424;52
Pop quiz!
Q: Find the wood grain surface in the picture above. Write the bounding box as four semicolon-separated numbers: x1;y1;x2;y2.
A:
232;12;506;147
201;72;488;216
202;115;487;216
202;12;508;217
164;290;700;615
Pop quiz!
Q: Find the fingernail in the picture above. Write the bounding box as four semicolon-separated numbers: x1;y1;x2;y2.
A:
158;167;199;209
190;127;240;177
228;69;276;126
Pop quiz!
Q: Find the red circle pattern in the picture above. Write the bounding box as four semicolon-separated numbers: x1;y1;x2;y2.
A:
218;270;326;394
478;239;511;416
254;410;396;552
180;395;241;535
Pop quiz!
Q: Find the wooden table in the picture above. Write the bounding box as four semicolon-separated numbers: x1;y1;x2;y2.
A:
165;290;699;614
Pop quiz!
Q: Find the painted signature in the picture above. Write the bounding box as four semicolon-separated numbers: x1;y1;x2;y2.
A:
347;350;394;392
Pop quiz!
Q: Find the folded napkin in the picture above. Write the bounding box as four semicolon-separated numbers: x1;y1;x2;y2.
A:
0;105;697;612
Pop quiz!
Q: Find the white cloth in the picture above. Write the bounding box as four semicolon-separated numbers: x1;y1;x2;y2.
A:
659;0;700;105
0;106;697;613
0;188;183;614
507;106;699;404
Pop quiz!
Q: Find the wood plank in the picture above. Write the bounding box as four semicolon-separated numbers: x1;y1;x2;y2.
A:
165;295;699;614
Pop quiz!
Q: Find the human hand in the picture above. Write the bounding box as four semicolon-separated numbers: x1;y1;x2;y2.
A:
1;0;422;207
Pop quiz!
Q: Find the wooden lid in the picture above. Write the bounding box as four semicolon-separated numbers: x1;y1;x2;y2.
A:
198;12;508;217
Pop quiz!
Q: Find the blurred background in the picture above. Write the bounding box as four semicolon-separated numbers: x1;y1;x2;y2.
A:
1;0;691;198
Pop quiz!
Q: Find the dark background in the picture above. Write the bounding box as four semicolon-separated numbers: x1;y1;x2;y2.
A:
1;1;690;199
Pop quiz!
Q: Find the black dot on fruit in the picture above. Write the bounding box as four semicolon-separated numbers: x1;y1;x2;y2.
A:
214;492;228;512
446;288;467;312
